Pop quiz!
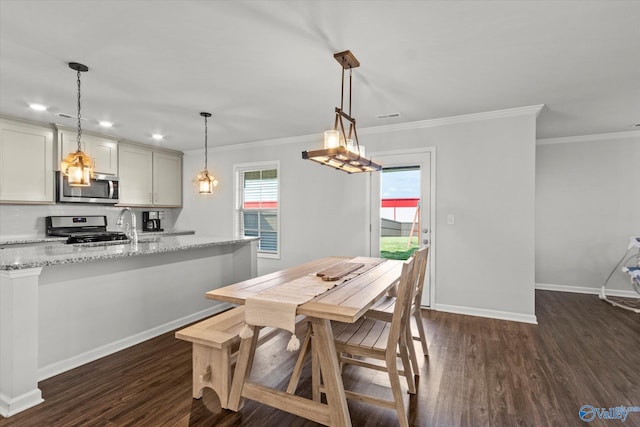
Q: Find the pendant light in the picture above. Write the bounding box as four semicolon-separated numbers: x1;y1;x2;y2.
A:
196;112;218;193
60;62;94;186
302;50;382;173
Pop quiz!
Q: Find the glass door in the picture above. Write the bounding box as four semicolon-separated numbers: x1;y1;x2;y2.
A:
369;150;432;306
379;166;421;260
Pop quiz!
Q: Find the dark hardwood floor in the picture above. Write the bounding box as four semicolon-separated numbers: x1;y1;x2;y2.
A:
1;290;639;427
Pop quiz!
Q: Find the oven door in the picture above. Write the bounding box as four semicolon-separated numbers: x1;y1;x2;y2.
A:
57;172;119;204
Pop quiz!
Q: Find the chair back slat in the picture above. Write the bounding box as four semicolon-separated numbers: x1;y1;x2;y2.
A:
388;256;416;354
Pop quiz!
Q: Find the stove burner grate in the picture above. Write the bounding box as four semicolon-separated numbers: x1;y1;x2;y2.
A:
66;232;129;244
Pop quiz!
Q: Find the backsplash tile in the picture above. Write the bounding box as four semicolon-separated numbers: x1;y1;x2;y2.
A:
0;204;179;239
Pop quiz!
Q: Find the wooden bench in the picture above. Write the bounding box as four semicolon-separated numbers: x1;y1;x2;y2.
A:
175;306;298;408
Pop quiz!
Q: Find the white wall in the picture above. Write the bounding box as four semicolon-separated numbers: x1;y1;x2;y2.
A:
177;107;540;323
179;134;370;271
536;133;640;294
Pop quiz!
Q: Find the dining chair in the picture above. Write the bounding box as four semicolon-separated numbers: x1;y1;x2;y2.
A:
316;255;417;427
365;246;429;377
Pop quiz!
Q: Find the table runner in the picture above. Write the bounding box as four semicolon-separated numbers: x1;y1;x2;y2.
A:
239;257;384;351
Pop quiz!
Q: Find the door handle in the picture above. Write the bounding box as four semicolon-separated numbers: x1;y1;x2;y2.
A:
423;239;429;245
422;228;429;234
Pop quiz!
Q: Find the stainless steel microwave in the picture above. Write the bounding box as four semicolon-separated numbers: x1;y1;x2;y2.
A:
56;171;120;204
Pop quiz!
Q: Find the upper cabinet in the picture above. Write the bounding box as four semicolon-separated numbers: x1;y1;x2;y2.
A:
153;150;182;206
0;116;183;207
56;127;118;175
0;118;54;203
118;143;153;205
118;142;182;207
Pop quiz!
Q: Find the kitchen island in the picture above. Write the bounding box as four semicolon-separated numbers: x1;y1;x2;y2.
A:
0;235;258;418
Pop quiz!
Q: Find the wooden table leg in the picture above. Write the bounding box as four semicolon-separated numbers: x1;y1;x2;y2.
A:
287;324;312;394
311;318;352;427
227;325;259;411
311;331;321;402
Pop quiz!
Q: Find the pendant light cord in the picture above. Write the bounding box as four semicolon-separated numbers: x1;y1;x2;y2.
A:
340;63;345;111
204;114;208;170
348;67;352;117
76;68;82;151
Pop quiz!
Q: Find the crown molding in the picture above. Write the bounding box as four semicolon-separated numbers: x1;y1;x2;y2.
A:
191;132;320;154
536;130;640;146
199;104;545;154
359;104;544;136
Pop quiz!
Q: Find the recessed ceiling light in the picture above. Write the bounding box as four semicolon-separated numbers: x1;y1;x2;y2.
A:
152;134;164;140
99;121;113;128
29;103;47;111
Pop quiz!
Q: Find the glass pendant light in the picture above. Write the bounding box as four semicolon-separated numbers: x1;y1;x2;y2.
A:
196;112;218;193
60;62;94;186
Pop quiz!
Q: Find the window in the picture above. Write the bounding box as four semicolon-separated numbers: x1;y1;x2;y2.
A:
234;162;280;258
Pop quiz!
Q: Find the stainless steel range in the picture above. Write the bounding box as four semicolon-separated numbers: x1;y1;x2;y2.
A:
46;215;128;244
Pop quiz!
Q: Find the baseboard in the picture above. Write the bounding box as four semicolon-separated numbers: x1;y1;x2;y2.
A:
434;304;538;324
0;389;43;418
38;302;234;381
536;283;639;298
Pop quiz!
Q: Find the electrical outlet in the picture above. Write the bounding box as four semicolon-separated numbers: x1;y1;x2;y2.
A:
447;214;455;225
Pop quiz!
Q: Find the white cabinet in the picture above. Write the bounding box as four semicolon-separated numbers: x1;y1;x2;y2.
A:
153;151;182;206
57;128;118;175
0;118;54;203
118;143;153;205
118;142;182;207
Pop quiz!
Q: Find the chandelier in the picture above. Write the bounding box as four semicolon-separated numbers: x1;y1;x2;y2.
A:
302;50;381;173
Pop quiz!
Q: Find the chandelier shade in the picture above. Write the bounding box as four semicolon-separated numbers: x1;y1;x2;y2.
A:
60;149;93;185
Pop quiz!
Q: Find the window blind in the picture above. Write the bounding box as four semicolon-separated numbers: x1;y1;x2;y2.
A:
237;167;279;255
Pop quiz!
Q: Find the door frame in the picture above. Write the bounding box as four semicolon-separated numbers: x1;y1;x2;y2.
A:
366;147;436;307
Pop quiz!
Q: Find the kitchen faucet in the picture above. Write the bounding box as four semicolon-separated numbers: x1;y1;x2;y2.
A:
116;207;138;242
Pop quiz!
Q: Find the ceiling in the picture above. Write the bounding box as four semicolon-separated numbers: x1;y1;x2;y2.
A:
1;1;639;152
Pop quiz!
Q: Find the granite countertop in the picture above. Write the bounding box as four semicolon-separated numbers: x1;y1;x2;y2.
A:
0;229;195;246
0;234;258;271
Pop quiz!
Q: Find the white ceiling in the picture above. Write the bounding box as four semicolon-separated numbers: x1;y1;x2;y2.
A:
1;1;639;152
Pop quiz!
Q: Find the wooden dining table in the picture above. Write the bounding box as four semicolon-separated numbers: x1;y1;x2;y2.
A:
205;256;403;427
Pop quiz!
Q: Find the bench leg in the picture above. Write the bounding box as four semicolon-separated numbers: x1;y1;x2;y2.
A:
228;325;259;411
192;343;233;409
